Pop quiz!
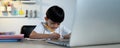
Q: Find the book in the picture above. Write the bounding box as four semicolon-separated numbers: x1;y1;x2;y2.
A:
0;39;21;42
0;34;24;39
0;34;24;42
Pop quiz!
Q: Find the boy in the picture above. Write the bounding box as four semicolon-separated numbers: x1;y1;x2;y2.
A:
29;6;71;40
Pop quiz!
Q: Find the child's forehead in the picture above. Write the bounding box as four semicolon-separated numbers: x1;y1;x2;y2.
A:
48;19;61;23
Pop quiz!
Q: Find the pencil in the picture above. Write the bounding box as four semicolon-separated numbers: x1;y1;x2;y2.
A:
44;24;55;33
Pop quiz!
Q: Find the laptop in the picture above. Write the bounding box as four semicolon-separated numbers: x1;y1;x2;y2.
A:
47;0;120;47
46;39;70;46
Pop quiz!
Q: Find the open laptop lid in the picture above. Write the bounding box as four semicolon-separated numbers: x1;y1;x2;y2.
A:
69;0;120;47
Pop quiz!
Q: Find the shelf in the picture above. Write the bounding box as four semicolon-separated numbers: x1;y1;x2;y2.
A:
0;15;26;18
21;1;36;4
0;15;39;18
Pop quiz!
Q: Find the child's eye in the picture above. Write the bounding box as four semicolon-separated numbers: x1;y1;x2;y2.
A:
57;23;60;25
51;23;55;24
51;23;60;25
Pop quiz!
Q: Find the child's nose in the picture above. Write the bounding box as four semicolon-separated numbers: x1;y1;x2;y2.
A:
54;23;59;27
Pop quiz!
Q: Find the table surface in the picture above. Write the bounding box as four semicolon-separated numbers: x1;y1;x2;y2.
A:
0;39;66;48
0;39;120;48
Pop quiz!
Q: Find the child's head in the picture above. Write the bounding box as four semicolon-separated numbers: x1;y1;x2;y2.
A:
45;5;64;30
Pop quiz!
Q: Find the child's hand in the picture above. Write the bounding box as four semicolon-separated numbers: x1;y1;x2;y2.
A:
50;33;60;40
63;34;71;39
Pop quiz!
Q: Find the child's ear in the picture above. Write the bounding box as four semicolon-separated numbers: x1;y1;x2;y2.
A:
44;17;48;21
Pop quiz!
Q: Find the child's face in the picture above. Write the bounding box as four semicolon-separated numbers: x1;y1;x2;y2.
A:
45;17;60;30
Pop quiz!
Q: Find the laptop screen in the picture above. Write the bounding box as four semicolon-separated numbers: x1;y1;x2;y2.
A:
70;0;120;47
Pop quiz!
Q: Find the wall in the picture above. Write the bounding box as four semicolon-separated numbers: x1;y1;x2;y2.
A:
0;0;76;34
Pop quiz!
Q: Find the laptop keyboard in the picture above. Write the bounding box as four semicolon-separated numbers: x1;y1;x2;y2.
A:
46;40;69;46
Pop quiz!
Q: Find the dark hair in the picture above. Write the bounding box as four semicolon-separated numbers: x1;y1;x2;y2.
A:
46;6;64;23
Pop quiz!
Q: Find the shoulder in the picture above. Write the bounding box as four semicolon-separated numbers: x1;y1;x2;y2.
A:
36;22;45;28
59;25;71;33
59;25;68;30
57;25;71;35
33;22;46;33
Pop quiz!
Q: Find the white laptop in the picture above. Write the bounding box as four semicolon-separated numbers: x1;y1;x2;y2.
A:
47;0;120;47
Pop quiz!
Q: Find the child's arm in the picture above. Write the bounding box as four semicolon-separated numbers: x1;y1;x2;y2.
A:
29;31;60;39
29;31;51;39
